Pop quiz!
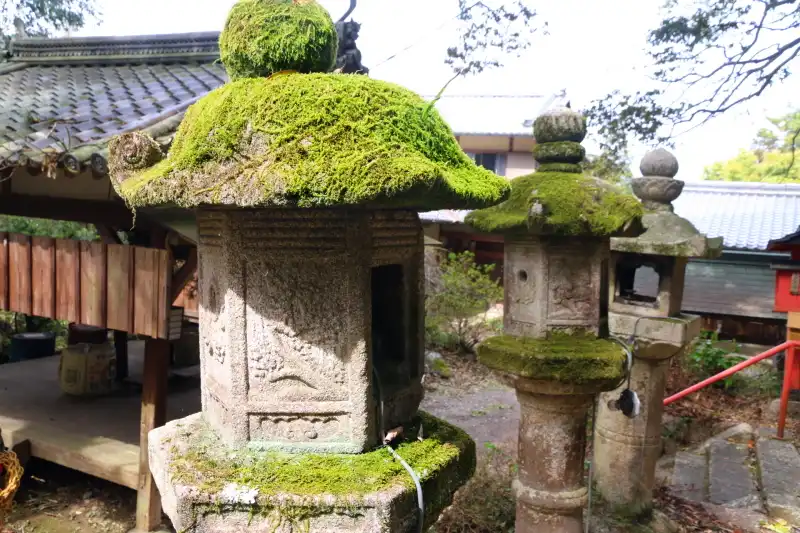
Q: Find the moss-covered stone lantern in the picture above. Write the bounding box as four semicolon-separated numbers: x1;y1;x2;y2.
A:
594;148;723;515
109;1;509;531
466;108;643;533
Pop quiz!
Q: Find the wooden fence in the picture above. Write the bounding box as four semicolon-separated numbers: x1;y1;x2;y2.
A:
0;233;175;339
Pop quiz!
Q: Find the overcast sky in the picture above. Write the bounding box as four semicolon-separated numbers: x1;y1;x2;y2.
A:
74;0;800;181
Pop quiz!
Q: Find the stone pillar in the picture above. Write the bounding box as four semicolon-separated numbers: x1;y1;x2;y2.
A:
594;148;722;513
515;380;608;533
594;314;701;512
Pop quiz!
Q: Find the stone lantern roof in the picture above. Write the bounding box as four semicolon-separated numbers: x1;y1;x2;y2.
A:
466;107;642;236
612;148;723;258
106;0;509;211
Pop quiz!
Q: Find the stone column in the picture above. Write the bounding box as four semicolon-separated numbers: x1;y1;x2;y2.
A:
594;314;701;513
514;380;610;533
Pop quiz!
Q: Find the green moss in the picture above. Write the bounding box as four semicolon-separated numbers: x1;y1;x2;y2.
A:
431;357;453;378
114;74;509;210
477;333;626;385
465;171;643;236
171;412;475;499
219;0;338;80
532;141;585;164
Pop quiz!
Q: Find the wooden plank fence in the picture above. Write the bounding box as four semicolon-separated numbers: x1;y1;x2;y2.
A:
0;233;175;339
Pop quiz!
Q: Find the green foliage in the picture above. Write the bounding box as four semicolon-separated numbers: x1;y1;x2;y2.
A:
218;0;338;81
1;0;98;48
687;331;742;390
114;73;509;210
425;251;503;353
583;150;633;185
465;171;642;236
446;0;538;77
0;215;98;240
704;109;800;183
586;0;800;161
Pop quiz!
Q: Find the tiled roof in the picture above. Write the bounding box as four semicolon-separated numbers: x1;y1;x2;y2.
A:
672;181;800;252
0;32;226;173
423;181;800;252
424;93;567;137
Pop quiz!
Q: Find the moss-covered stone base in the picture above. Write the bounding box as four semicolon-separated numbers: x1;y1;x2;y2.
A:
149;412;476;532
477;333;626;387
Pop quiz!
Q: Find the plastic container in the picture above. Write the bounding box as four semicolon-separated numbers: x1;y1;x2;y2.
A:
9;332;56;363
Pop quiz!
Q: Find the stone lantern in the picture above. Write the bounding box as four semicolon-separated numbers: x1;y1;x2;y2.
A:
108;1;509;531
594;148;723;514
466;108;643;533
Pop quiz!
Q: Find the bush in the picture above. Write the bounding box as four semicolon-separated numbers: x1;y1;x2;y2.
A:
687;331;743;390
425;252;503;353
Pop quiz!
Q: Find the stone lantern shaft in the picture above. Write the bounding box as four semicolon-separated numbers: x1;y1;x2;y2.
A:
594;148;723;515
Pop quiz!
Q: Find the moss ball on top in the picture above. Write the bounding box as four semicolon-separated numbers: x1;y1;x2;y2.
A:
219;0;338;80
112;73;510;210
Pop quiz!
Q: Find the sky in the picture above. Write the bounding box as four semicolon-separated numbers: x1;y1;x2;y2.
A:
74;0;800;181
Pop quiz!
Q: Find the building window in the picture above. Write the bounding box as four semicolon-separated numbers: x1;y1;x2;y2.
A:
466;152;507;176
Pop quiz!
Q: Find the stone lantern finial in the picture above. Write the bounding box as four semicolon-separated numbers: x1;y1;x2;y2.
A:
631;148;684;212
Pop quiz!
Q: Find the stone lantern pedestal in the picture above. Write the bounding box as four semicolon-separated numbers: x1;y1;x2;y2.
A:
466;107;643;533
593;149;723;514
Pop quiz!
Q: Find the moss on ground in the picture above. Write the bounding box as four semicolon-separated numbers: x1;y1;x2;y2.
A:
113;74;509;210
477;333;626;385
170;412;475;498
219;0;338;80
465;171;642;236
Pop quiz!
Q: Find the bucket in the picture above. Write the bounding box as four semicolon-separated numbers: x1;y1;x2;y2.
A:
9;332;56;363
58;342;117;397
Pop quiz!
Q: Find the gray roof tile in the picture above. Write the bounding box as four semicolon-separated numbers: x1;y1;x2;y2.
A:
0;32;226;165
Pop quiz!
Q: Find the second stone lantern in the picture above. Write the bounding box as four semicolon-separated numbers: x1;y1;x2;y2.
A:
594;148;723;514
466;108;644;533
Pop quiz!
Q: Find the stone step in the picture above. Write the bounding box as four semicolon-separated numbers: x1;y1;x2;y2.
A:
707;439;763;512
671;451;706;503
756;432;800;524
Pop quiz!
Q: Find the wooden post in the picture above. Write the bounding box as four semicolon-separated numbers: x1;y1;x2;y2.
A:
135;228;170;533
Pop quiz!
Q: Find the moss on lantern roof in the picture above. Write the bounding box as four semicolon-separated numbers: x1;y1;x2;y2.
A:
477;333;626;386
465;171;643;236
112;74;510;210
219;0;338;80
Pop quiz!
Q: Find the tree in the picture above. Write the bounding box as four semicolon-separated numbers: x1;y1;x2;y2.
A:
586;0;800;158
704;109;800;182
1;0;98;53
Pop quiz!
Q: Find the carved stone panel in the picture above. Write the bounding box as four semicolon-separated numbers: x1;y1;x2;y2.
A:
547;251;594;321
249;413;348;443
245;258;352;404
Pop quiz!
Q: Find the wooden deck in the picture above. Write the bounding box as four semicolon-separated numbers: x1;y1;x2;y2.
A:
0;341;201;489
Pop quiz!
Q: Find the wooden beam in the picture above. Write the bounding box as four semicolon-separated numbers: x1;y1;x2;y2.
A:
135;228;170;533
170;248;197;303
0;194;136;228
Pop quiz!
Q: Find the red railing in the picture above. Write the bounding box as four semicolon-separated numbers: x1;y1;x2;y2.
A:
663;340;800;439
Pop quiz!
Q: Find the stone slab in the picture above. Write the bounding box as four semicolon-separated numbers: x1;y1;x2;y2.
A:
756;434;800;523
670;451;706;503
768;399;800;419
693;423;754;453
708;440;763;511
608;312;701;361
149;413;476;533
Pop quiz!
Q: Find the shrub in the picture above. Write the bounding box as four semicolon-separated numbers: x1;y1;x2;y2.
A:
687;331;743;390
425;252;503;353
